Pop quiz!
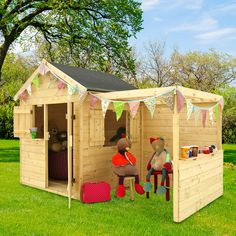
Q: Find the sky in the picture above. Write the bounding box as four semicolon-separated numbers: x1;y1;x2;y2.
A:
131;0;236;56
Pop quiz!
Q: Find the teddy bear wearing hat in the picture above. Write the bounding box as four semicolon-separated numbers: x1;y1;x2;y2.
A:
112;135;144;198
143;137;172;195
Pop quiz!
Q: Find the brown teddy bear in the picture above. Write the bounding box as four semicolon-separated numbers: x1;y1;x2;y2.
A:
143;137;172;195
112;136;144;198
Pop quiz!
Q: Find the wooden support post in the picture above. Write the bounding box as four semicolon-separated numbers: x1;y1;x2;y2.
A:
67;102;73;208
44;104;48;188
173;91;180;222
140;103;144;181
78;102;84;199
217;110;223;150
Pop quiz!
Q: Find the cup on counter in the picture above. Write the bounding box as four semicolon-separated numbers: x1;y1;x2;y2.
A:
180;146;190;159
191;145;199;157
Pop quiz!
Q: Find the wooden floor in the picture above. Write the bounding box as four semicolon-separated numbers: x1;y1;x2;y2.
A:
47;180;78;199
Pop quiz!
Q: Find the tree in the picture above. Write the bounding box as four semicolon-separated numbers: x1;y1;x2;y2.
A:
0;0;142;83
170;50;236;92
138;41;176;87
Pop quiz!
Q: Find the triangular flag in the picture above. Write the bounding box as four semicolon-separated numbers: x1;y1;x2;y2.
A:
214;104;220;120
90;95;99;110
26;84;32;96
56;80;66;90
201;110;207;128
38;63;45;75
177;90;185;113
144;97;156;118
128;101;140;118
194;107;200;127
161;91;175;112
19;90;28;101
39;63;50;75
186;99;194;120
113;101;125;120
101;99;110;118
68;85;79;95
32;75;40;88
78;91;87;103
209;108;214;125
219;98;224;112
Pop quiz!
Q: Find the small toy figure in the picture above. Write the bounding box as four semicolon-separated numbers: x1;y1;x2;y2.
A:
143;137;172;195
112;136;144;198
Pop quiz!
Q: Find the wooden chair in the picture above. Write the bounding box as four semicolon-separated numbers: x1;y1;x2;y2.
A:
146;170;173;201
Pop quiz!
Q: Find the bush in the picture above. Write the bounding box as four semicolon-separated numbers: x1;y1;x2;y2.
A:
223;113;236;144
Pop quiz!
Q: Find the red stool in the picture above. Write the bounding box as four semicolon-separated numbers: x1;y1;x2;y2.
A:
146;170;173;201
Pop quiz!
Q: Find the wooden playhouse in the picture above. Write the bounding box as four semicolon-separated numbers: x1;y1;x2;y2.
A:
14;60;224;222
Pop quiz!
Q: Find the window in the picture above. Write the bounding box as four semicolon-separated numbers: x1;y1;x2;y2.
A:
104;110;129;146
34;105;44;139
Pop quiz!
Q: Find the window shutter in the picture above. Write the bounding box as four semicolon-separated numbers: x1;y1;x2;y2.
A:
89;109;104;146
14;106;33;138
129;110;140;143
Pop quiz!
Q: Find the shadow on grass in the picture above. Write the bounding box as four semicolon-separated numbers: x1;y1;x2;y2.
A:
224;149;236;165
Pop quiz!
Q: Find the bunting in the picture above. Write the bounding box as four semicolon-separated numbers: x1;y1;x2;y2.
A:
144;97;157;118
68;85;79;95
19;90;28;101
219;98;224;111
113;101;125;120
90;95;99;110
201;110;207;128
26;84;32;96
186;99;194;120
194;108;200;127
32;75;40;88
57;80;66;90
78;91;87;102
176;90;185;113
128;101;140;119
101;100;110;118
39;63;50;75
209;108;214;125
214;104;220;120
161;91;174;112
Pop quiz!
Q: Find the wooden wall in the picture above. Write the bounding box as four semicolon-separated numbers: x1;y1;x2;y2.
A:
177;151;223;222
73;98;141;193
142;104;174;181
20;139;47;188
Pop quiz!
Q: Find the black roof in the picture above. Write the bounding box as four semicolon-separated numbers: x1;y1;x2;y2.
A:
50;62;136;92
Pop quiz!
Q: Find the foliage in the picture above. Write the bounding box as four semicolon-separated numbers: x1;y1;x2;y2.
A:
0;54;35;138
0;140;235;235
215;86;236;144
0;0;143;81
170;49;236;92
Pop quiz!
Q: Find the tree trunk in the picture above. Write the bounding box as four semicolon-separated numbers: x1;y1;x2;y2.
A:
0;39;12;85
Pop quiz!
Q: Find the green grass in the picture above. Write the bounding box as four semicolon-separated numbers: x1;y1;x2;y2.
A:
223;144;236;164
0;140;235;236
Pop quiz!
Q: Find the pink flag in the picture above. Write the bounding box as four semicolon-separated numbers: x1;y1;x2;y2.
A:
90;95;99;110
219;98;224;112
56;80;66;90
19;90;28;101
128;101;140;118
201;110;207;128
176;90;185;113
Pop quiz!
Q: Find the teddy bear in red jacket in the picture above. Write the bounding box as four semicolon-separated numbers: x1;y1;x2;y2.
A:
112;136;144;198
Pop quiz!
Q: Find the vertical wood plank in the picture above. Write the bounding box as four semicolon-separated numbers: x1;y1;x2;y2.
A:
44;104;48;188
173;91;180;222
140;103;144;181
67;102;73;208
217;111;222;150
78;102;84;198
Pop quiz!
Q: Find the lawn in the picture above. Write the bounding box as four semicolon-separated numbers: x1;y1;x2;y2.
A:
0;140;235;236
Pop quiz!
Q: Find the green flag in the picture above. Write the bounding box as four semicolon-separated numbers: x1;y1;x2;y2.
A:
32;75;40;88
113;101;125;120
214;104;220;120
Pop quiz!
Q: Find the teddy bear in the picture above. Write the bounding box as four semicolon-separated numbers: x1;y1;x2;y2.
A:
112;135;144;198
143;137;172;195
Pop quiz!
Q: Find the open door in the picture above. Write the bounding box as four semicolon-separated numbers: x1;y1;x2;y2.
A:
15;104;49;189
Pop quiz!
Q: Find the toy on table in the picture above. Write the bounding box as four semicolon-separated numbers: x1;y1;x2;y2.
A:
143;137;172;195
112;135;144;198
